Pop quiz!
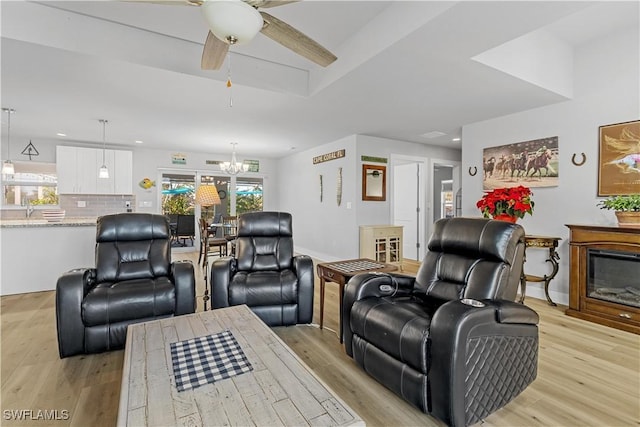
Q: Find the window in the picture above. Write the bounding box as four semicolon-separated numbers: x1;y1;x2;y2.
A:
1;162;58;207
160;173;195;215
236;177;263;214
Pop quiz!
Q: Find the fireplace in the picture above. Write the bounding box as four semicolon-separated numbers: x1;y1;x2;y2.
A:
566;224;640;334
587;249;640;308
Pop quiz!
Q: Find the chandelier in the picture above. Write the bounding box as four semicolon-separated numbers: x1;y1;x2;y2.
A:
220;142;248;175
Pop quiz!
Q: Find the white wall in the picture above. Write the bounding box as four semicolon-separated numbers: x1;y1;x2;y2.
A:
461;26;640;305
277;134;461;261
276;136;358;261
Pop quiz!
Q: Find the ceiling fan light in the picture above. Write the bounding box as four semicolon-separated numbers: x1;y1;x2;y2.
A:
202;0;263;45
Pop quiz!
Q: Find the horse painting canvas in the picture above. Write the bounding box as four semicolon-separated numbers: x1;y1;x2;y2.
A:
482;136;559;190
598;120;640;196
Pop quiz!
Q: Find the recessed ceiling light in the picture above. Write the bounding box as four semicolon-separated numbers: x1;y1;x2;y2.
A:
452;137;461;142
420;131;446;139
135;140;144;144
56;133;67;137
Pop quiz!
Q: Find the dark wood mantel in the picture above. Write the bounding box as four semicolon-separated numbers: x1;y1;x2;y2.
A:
565;224;640;334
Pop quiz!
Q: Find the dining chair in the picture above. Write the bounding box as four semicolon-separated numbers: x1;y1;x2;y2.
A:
222;215;238;256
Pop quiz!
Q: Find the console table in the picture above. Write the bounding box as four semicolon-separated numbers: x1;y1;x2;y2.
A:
519;235;561;306
317;258;397;343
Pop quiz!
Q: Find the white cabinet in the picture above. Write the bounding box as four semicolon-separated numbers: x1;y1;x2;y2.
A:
359;225;403;269
57;146;98;194
114;150;133;194
57;146;133;194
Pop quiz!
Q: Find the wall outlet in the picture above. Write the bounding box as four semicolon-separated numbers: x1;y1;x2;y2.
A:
77;201;86;208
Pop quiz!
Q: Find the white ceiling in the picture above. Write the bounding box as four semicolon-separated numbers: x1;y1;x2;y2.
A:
1;1;638;159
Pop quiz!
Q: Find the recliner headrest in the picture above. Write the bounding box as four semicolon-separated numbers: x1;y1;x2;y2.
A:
428;217;524;264
96;213;170;242
237;212;292;237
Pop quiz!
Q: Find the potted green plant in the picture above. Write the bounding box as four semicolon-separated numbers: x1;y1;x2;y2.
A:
597;194;640;227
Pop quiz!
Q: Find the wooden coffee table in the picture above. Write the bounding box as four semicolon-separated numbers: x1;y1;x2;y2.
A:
316;258;398;343
117;305;364;426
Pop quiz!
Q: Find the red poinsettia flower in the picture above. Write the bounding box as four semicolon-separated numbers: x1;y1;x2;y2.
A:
477;186;534;219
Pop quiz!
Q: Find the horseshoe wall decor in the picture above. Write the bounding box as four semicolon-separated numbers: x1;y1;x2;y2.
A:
468;166;478;176
571;152;586;166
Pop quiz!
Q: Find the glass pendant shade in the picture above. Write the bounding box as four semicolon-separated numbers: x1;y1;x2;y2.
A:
201;0;263;45
2;160;15;175
99;164;109;179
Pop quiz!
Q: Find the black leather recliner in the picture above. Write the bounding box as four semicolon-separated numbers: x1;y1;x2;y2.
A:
343;217;539;427
56;213;196;358
210;211;314;326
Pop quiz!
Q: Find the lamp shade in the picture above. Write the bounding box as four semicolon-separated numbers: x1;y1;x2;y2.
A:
201;0;263;45
195;185;221;207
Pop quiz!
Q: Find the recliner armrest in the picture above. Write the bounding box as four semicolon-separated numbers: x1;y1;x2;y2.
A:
342;272;417;356
345;272;416;302
56;268;96;358
494;300;540;324
211;256;237;309
293;255;314;324
171;260;196;315
429;299;539;426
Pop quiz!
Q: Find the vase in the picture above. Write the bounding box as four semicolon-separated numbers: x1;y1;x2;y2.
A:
614;211;640;228
492;214;518;223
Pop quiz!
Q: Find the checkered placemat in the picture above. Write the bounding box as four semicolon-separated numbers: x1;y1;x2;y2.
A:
170;330;252;392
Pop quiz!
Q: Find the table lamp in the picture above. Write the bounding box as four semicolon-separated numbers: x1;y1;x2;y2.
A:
195;185;221;223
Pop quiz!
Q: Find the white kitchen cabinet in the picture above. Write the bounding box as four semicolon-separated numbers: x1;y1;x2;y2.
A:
56;146;78;194
359;225;403;269
57;146;133;194
114;150;133;194
57;146;98;194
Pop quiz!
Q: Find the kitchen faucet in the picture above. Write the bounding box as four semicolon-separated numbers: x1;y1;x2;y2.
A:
25;199;34;218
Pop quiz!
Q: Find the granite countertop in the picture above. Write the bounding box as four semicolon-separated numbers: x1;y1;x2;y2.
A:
0;217;97;228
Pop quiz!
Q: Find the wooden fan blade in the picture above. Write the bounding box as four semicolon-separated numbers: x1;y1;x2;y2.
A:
259;11;337;67
201;31;229;70
245;0;299;8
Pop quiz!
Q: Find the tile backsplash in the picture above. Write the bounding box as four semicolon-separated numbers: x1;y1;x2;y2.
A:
60;194;137;218
1;194;137;220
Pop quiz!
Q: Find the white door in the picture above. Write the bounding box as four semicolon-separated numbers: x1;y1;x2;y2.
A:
392;153;429;261
393;163;419;260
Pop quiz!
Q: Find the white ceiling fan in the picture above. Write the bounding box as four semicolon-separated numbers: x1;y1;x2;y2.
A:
127;0;337;70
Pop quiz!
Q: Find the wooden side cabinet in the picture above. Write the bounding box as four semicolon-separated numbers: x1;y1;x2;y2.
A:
359;225;403;270
565;224;640;334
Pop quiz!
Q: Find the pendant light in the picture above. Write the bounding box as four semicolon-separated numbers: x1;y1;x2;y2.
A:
2;108;15;175
98;119;109;179
220;142;249;175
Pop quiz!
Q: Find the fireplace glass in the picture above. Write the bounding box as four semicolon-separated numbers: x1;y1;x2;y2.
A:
587;248;640;308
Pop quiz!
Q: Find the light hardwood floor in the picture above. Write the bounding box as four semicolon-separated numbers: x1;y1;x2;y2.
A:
1;250;638;426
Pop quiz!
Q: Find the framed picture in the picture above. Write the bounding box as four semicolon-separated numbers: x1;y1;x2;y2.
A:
482;136;559;190
362;164;386;201
598;120;640;196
